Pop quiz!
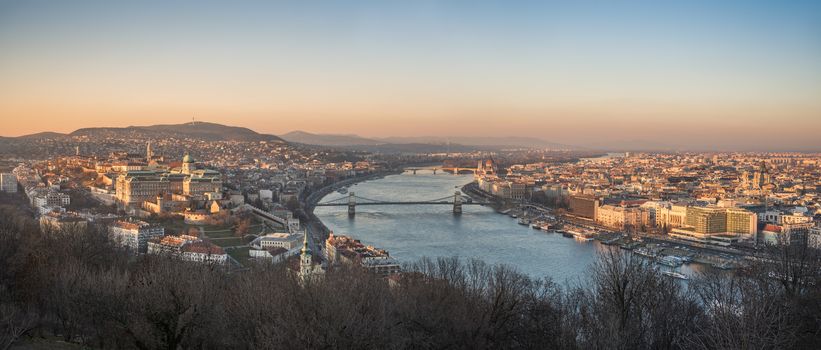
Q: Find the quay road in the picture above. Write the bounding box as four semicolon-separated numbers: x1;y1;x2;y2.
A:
464;182;755;263
301;170;401;260
461;182;555;214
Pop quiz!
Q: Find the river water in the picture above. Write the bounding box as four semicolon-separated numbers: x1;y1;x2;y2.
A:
315;171;708;283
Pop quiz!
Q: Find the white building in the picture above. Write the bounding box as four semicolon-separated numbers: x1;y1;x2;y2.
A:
325;233;401;277
147;234;227;265
655;204;688;229
30;189;71;208
809;226;821;249
596;205;641;230
180;241;228;264
758;210;812;225
249;232;302;262
109;219;165;253
259;189;273;201
250;232;302;251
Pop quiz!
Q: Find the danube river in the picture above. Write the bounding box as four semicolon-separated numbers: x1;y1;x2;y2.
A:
315;171;706;282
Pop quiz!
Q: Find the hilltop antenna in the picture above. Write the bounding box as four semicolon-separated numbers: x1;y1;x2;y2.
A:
191;114;196;126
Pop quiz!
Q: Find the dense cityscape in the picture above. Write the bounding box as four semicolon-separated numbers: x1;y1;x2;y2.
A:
0;122;819;348
2;1;821;349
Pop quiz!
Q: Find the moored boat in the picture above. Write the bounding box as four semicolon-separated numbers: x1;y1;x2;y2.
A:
601;237;621;245
633;247;657;258
574;234;594;242
657;256;684;267
662;271;689;280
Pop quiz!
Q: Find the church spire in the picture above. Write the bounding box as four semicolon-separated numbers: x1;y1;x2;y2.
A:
301;231;311;256
298;231;314;283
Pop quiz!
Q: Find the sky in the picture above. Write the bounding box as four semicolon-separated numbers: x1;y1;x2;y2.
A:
1;0;820;150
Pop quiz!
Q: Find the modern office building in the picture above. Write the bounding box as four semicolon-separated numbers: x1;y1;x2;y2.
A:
685;207;727;234
568;195;599;220
725;208;758;236
671;206;758;245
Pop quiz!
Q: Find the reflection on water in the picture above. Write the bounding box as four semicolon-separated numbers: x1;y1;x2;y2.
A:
316;173;609;282
316;172;723;283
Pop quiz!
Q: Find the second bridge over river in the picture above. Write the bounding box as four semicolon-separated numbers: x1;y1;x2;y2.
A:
315;192;490;216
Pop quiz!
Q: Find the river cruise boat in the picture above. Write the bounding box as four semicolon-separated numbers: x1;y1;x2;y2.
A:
532;221;552;230
518;217;530;225
633;247;657;258
564;230;592;241
657;256;684;267
574;234;594;242
601;237;621;245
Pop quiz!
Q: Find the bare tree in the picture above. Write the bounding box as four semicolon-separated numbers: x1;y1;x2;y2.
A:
0;303;37;350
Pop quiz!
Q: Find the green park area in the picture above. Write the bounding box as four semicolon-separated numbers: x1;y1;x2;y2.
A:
210;237;245;248
227;247;251;267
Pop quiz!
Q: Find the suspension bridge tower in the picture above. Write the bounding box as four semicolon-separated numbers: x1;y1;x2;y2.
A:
453;191;462;214
348;192;356;217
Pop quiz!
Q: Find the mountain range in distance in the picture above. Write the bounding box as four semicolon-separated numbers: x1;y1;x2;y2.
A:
279;130;580;151
278;131;385;146
7;123;712;152
12;122;284;143
9;124;577;152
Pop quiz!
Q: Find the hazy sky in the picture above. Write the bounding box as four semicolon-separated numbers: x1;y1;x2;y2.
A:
1;0;820;150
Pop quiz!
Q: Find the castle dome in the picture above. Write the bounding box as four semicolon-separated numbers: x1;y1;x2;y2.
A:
182;153;194;163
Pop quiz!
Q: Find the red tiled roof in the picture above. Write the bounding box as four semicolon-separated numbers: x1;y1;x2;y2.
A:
181;241;225;255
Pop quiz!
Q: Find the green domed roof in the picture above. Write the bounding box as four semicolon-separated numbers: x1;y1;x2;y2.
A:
182;153;194;163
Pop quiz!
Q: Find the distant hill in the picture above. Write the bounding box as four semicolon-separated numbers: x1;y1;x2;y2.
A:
279;131;384;146
336;142;483;154
278;131;579;150
376;136;578;150
16;122;284;142
16;131;69;140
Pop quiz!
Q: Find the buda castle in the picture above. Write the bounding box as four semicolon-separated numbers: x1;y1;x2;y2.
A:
115;145;222;209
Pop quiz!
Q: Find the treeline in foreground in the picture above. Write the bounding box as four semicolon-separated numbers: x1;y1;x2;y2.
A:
0;204;819;350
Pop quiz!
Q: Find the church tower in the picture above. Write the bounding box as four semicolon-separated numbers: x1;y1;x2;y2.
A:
146;141;153;162
299;232;313;281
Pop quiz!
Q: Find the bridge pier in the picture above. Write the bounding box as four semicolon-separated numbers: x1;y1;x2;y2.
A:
453;191;462;214
348;192;355;217
412;169;417;175
433;169;437;175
